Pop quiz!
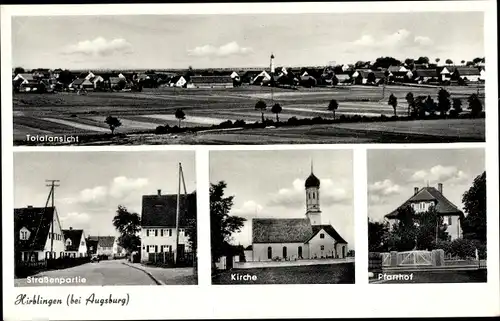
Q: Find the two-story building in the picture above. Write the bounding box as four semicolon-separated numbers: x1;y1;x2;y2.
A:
62;227;88;258
140;189;197;263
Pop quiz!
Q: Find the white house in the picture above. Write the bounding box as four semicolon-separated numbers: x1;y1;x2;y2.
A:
479;68;486;81
252;71;271;85
251;169;348;262
14;206;66;262
230;71;239;79
62;228;87;258
95;236;115;257
112;238;127;257
140;189;197;263
440;66;456;82
13;73;34;85
385;183;464;240
453;67;481;82
169;76;187;88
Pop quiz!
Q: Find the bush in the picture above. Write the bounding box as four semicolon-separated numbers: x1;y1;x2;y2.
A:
448;238;477;259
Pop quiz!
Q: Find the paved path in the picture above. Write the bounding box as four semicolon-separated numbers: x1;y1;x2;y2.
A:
15;260;157;287
123;262;197;285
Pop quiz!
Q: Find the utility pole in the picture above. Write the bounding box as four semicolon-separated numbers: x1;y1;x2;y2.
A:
174;163;182;265
46;179;60;259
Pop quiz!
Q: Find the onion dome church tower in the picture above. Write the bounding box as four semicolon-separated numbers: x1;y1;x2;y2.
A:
305;163;321;226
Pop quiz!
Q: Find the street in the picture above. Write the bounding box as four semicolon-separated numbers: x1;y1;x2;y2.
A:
15;259;158;287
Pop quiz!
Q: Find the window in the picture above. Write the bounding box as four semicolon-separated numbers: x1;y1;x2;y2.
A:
298;246;303;258
320;245;325;251
155;245;158;253
320;233;325;239
146;230;149;237
448;216;452;225
312;193;315;199
155;229;158;237
20;231;28;240
161;229;164;237
282;246;287;258
267;247;272;259
65;239;72;246
169;229;172;237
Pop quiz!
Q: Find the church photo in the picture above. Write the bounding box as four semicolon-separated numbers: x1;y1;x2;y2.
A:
210;149;355;284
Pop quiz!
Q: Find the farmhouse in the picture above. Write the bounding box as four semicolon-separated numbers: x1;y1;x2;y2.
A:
385;183;464;240
251;169;348;261
62;227;87;258
334;73;352;85
14;206;66;262
253;71;271;85
92;236;116;258
169;75;187;88
140;189;197;263
189;76;234;88
413;69;438;83
452;67;481;82
70;78;94;91
439;66;456;82
13;73;35;85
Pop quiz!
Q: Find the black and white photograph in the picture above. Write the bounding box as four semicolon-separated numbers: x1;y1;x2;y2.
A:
209;150;355;284
13;151;198;286
12;11;485;146
367;148;487;284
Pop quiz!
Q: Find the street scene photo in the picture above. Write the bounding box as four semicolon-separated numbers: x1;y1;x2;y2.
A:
12;12;484;146
367;148;487;284
13;151;198;286
210;150;355;284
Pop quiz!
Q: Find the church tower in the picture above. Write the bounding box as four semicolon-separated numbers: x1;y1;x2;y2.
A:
270;53;275;74
305;163;321;225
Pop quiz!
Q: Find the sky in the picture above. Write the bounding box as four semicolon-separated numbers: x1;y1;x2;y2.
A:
367;148;485;222
210;149;354;248
11;12;484;70
13;151;196;238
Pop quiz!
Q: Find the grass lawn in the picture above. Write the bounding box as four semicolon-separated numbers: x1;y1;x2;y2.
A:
373;269;487;284
212;262;355;284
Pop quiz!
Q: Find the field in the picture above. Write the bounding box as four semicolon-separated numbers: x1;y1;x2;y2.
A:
212;262;355;284
13;84;485;144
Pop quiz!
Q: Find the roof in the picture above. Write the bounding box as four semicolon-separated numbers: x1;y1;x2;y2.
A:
109;77;124;84
141;192;197;227
305;173;320;188
62;229;84;251
306;225;347;243
455;67;481;76
71;78;86;86
190;76;233;84
388;66;402;72
14;207;55;252
414;69;437;78
335;74;351;80
96;236;115;248
355;69;373;78
252;218;313;243
385;186;463;219
17;73;34;81
170;75;185;83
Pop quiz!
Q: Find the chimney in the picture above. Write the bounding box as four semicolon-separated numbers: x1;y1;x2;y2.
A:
414;187;419;195
438;183;443;194
27;205;33;208
157;189;161;196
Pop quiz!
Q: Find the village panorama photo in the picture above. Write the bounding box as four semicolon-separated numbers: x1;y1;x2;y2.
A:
367;148;487;284
13;151;198;286
209;149;355;284
11;11;485;146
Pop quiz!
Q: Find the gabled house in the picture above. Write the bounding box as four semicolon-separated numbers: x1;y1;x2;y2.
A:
252;71;271;85
95;236;115;257
230;71;240;80
13;73;35;85
413;69;438;83
89;75;105;89
439;66;456;82
70;78;94;91
188;76;234;88
169;75;187;88
352;69;384;85
385;183;464;240
78;71;96;80
140;189;197;263
62;227;87;258
14;206;66;262
334;73;352;85
452;67;481;82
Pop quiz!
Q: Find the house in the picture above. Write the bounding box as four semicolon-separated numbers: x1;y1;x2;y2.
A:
334;73;352;85
13;73;35;85
14;206;66;262
94;236;115;258
251;169;348;261
452;67;481;82
32;68;51;79
189;76;234;88
252;71;271;85
70;78;94;91
413;69;438;83
140;189;197;263
62;227;87;258
384;183;464;240
169;75;187;88
341;64;354;72
230;71;240;80
352;69;383;85
89;75;105;89
112;238;127;257
78;71;96;80
300;73;317;87
439;66;456;82
109;77;127;90
479;68;486;82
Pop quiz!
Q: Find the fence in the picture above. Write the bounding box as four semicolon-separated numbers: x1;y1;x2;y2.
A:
15;256;91;278
147;251;195;267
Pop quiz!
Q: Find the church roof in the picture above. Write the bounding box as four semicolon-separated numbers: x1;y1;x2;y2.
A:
252;218;313;243
307;225;347;244
305;173;320;188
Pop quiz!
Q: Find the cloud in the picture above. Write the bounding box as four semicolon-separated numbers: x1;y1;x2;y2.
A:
267;178;350;209
59;212;91;228
188;41;253;57
368;179;401;204
350;29;433;49
232;200;263;217
408;165;469;185
61;176;149;205
63;37;133;57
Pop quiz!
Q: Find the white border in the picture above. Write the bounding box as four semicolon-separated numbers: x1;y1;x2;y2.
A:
2;1;499;319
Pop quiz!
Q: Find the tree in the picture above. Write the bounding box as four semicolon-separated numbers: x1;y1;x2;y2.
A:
467;93;483;117
368;219;390;252
437;88;451;117
367;72;376;84
461;172;486;243
105;115;122;135
450;98;463;117
435;58;440;64
372;56;401;69
415;95;426;118
175;108;186;127
424;95;437;116
472;57;483;64
415;56;430;64
405;92;415;117
184;192;198;254
271;103;282;122
112;205;141;254
328;99;339;119
415;206;449;250
255;100;267;123
58;70;74;86
14;67;25;74
388;93;398;117
210;181;246;267
387;205;417;251
445;59;453;65
461;60;465;65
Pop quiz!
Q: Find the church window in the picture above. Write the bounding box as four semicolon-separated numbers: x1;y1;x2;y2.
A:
282;246;287;259
312;193;315;199
320;245;325;251
320;233;325;239
267;247;272;259
448;216;452;225
298;246;303;258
